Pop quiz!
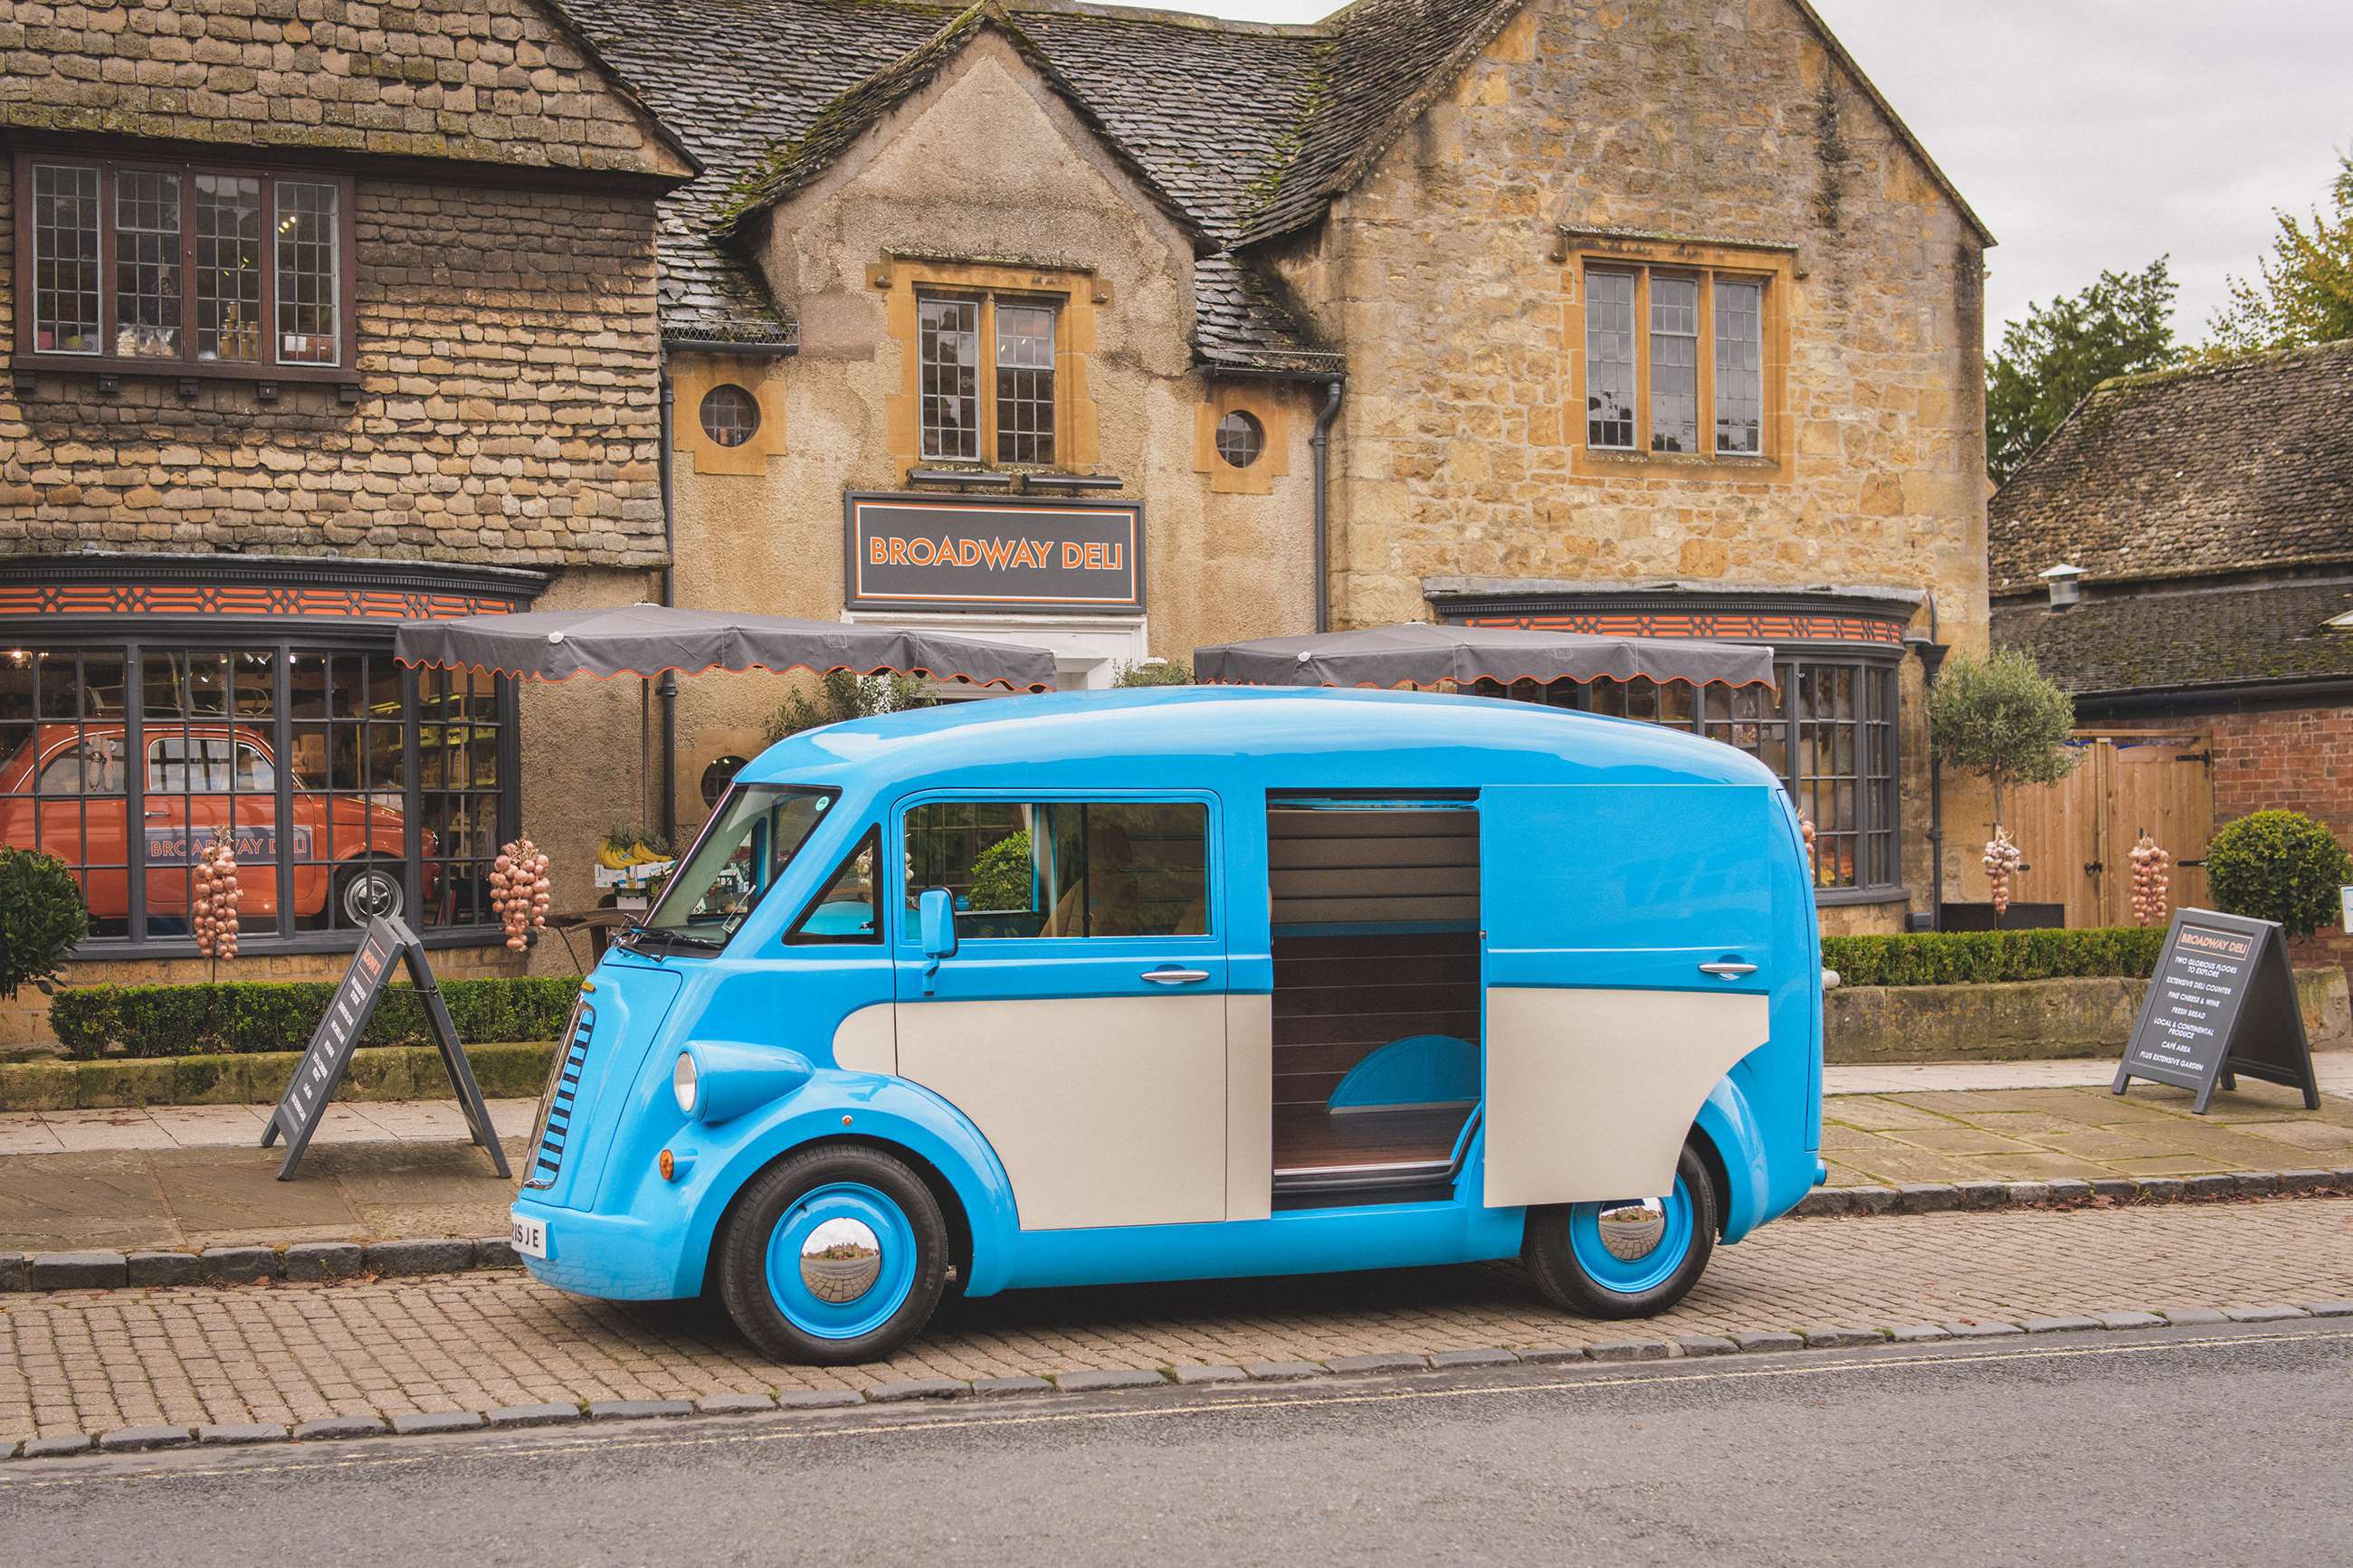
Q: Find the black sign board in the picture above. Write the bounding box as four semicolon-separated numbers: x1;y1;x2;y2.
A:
2113;908;2320;1115
845;492;1144;613
262;916;511;1181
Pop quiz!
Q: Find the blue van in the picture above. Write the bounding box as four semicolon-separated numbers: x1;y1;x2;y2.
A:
509;687;1824;1364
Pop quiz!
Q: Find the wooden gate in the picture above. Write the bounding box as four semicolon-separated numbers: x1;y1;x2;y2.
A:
2003;730;2214;928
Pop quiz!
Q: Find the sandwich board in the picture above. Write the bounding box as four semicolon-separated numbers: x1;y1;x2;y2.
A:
262;916;511;1181
2112;908;2320;1116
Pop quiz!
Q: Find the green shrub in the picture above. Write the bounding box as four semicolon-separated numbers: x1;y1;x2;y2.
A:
0;847;90;1002
967;830;1034;913
1820;927;2167;987
49;974;581;1061
2205;809;2353;940
1112;659;1192;688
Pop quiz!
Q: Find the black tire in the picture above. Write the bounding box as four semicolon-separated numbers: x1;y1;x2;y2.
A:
1522;1142;1720;1319
334;858;404;926
716;1144;950;1366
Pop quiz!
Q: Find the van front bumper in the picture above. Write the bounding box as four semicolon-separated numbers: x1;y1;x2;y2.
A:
509;1197;694;1301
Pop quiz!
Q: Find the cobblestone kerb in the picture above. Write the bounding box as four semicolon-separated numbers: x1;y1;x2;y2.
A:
6;1306;2345;1463
6;1169;2349;1295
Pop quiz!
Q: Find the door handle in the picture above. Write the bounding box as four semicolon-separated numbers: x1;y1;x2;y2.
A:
143;809;171;819
1698;961;1758;978
1141;967;1210;984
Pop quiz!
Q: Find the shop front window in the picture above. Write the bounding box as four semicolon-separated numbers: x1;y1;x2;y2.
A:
0;639;515;954
1484;657;1900;898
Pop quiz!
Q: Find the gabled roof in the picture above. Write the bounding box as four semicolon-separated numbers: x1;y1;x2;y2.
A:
1987;338;2353;596
711;2;1212;253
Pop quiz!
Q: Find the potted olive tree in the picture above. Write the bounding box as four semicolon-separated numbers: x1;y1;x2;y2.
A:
1926;649;2083;925
0;846;90;1003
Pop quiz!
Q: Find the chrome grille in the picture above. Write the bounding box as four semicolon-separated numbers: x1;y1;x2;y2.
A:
522;1000;595;1191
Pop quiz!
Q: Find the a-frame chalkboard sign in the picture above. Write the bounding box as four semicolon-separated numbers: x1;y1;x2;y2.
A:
262;915;512;1182
2113;908;2321;1116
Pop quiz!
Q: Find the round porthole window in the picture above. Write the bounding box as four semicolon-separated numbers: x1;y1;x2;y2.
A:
700;755;749;808
699;385;760;448
1215;409;1264;469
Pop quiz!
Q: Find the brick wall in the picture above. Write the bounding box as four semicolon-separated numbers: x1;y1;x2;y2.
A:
2210;701;2353;976
0;172;668;565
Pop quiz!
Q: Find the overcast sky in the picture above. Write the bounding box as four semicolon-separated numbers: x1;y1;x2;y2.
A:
1122;0;2353;348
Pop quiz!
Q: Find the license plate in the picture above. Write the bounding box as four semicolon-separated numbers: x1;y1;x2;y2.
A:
510;1212;547;1259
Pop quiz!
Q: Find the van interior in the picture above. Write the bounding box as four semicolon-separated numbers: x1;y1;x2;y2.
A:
1266;794;1481;1206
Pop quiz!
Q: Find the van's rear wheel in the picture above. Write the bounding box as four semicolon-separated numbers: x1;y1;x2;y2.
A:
1523;1143;1718;1318
335;859;404;926
716;1145;948;1365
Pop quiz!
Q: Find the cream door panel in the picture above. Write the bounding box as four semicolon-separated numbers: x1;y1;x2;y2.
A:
895;994;1227;1231
831;1003;896;1076
1483;987;1769;1208
1224;993;1272;1222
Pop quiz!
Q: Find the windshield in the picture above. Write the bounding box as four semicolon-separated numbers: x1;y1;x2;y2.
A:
639;784;837;947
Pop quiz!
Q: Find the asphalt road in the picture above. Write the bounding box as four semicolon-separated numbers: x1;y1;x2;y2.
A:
5;1324;2349;1567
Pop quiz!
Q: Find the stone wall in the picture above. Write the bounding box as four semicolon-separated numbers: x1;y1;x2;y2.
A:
0;172;669;566
1271;0;1993;928
0;0;689;176
1825;966;2351;1066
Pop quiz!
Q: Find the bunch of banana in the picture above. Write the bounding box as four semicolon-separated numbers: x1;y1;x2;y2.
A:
596;835;672;871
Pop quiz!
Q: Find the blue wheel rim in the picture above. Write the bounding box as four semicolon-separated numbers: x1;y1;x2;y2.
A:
764;1182;919;1342
1566;1174;1698;1297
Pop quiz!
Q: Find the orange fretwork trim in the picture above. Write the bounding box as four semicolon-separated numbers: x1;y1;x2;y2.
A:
0;583;520;622
1458;611;1903;645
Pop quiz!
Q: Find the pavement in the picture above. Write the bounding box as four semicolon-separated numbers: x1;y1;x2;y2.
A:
8;1322;2348;1566
1;1193;2348;1447
3;1059;2351;1254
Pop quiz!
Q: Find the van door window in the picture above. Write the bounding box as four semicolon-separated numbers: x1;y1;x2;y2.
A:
786;829;881;944
904;801;1208;939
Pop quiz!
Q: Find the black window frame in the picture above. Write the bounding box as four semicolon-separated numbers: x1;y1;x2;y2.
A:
13;150;358;385
0;629;520;958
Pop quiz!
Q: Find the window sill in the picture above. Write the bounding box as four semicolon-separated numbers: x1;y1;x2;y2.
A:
1573;446;1786;481
12;352;361;390
66;927;514;963
1814;886;1911;908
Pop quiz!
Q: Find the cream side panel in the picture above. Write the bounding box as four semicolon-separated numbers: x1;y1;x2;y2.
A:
1482;988;1770;1208
895;995;1227;1230
832;1003;897;1076
1224;993;1272;1221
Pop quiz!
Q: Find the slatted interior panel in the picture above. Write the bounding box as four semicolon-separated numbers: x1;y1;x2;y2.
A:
1267;808;1479;927
1271;930;1481;1107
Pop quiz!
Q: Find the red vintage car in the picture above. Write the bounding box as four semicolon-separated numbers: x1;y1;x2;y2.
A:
0;722;419;929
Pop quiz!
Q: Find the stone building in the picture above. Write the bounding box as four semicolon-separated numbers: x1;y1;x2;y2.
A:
1992;340;2353;972
1;0;1990;1031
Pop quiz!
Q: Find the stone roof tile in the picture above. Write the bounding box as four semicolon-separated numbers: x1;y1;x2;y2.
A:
1992;577;2353;698
1987;339;2353;595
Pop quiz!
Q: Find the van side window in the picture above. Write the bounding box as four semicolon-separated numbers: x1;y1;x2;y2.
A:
786;830;881;944
147;736;272;792
905;801;1208;939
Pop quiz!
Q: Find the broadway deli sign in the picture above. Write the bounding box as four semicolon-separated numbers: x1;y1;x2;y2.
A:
845;493;1143;613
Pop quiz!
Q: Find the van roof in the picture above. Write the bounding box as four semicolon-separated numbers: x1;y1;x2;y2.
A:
741;685;1781;795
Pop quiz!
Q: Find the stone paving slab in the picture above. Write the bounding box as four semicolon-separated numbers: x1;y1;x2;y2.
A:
2;1199;2346;1446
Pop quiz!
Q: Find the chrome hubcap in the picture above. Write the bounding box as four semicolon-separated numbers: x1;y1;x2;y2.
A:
797;1217;883;1303
1595;1198;1667;1261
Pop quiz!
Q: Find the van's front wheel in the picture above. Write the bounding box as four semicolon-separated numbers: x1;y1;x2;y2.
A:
1523;1143;1718;1318
716;1145;949;1365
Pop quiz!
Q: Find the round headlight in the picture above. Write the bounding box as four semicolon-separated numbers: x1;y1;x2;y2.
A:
672;1050;699;1117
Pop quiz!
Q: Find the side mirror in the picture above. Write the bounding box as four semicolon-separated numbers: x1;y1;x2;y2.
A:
918;887;958;960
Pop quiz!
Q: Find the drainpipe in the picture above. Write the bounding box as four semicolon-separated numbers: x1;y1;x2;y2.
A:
656;366;679;848
1905;592;1949;930
1309;377;1344;633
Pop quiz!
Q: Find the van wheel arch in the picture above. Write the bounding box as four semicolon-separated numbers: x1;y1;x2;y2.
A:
1682;1124;1733;1239
703;1136;975;1299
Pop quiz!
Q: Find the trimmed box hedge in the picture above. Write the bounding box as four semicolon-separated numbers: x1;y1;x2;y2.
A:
1820;927;2167;988
49;975;581;1061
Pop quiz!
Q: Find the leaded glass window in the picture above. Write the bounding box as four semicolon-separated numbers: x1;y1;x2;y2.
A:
995;300;1056;465
1713;279;1764;455
1648;275;1700;453
1585;269;1636;450
32;163;101;356
919;294;980;461
274;180;341;366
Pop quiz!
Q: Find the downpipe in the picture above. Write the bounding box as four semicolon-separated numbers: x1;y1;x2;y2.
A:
656;366;679;847
1310;377;1344;633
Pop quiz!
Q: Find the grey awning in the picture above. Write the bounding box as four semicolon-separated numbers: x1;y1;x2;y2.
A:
1193;623;1777;691
394;604;1057;690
